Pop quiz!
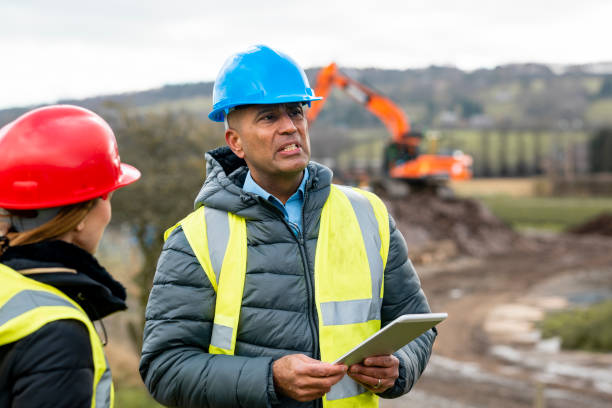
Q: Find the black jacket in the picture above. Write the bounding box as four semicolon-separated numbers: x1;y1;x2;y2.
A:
0;241;127;408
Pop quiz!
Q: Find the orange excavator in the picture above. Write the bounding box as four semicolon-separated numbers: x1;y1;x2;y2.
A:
307;63;472;188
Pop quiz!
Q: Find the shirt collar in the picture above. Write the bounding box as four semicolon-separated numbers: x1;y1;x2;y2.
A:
243;167;309;203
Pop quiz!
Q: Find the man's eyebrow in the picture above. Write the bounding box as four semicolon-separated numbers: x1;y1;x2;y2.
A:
254;103;302;118
254;106;278;117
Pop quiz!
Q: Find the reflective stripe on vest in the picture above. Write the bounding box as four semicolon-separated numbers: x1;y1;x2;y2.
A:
165;206;247;353
315;185;389;407
0;264;114;408
164;184;389;407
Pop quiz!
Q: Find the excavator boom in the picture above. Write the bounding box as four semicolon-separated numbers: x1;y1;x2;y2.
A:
308;63;415;147
308;62;472;185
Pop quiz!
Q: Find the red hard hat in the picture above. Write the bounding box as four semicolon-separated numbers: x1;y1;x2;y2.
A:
0;105;141;210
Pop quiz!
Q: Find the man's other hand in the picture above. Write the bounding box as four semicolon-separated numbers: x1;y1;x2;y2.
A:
272;354;347;402
348;354;399;393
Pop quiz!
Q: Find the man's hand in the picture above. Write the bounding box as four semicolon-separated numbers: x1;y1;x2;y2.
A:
272;354;348;402
348;355;399;393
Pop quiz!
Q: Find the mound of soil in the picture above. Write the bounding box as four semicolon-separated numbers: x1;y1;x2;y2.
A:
383;192;521;263
569;212;612;237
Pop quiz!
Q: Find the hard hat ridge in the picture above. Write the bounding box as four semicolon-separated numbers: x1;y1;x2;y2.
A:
208;45;322;122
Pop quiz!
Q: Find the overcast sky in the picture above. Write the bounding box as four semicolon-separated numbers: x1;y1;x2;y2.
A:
0;0;610;109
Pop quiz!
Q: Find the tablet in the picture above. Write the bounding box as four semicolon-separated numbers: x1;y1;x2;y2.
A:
333;313;447;366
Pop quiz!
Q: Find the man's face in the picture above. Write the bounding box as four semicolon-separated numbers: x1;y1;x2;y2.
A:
226;103;311;183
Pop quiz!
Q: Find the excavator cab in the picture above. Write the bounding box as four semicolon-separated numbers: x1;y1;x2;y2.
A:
383;137;417;167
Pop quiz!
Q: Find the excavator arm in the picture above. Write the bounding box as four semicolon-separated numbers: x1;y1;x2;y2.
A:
308;63;419;148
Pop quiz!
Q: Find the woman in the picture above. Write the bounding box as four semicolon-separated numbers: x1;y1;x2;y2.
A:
0;105;140;407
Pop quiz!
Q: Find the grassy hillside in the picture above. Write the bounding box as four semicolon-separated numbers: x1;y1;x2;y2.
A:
2;63;611;131
477;195;612;231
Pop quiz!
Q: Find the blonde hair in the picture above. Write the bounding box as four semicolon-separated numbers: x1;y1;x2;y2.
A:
1;199;97;253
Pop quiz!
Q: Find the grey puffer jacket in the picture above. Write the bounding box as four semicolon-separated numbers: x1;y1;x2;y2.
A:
140;147;436;408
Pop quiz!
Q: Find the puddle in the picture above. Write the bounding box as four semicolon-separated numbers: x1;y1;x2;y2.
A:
490;345;612;395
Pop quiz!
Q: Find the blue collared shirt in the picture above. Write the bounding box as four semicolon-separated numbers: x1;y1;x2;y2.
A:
243;168;309;235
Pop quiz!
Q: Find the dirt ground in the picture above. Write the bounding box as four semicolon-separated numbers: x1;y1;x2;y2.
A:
382;232;612;408
99;194;612;407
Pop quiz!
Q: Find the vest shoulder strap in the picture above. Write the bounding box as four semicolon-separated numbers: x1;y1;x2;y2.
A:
165;207;218;291
164;205;245;295
333;185;390;270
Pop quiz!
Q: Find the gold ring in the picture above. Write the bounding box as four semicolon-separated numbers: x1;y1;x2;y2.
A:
374;378;382;389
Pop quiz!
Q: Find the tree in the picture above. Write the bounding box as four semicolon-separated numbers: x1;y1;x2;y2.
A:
105;105;223;349
598;76;612;98
456;97;483;119
589;128;612;173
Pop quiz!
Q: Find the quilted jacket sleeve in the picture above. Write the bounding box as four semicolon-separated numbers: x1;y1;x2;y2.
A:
139;226;276;408
377;214;437;399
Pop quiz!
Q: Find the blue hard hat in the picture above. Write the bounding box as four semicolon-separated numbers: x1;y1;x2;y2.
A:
208;45;322;122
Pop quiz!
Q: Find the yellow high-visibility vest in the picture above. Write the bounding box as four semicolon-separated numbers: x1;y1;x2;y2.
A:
166;185;390;407
0;263;114;408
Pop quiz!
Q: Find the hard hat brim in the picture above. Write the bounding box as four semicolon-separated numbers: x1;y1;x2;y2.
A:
209;95;323;122
115;163;142;190
0;163;141;210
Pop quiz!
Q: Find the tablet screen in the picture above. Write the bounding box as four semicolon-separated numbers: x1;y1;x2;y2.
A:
333;313;447;366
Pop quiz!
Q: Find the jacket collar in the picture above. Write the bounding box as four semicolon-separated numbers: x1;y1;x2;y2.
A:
242;167;309;204
0;240;127;320
194;146;333;220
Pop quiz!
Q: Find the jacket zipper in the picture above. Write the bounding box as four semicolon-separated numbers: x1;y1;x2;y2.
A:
298;186;322;408
246;180;321;408
250;193;319;358
298;188;319;360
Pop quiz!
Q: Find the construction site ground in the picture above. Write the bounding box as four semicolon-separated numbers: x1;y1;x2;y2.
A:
381;225;612;407
100;193;612;407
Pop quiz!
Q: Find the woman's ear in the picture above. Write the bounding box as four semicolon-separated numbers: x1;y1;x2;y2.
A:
75;219;86;232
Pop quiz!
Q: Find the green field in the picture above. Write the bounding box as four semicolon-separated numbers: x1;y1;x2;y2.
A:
476;195;612;232
539;300;612;352
324;127;609;233
586;98;612;124
321;127;592;178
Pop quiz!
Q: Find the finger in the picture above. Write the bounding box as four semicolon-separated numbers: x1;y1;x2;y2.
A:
347;372;377;387
293;389;327;402
348;363;366;372
359;365;397;379
364;355;398;367
349;364;389;378
304;362;347;378
292;366;347;387
305;372;346;389
294;372;346;397
348;372;390;390
348;372;393;394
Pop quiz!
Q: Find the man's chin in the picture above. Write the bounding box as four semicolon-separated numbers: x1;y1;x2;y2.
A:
278;156;309;174
279;167;307;178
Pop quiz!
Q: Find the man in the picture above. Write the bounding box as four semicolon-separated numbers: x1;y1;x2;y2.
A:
140;45;436;408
